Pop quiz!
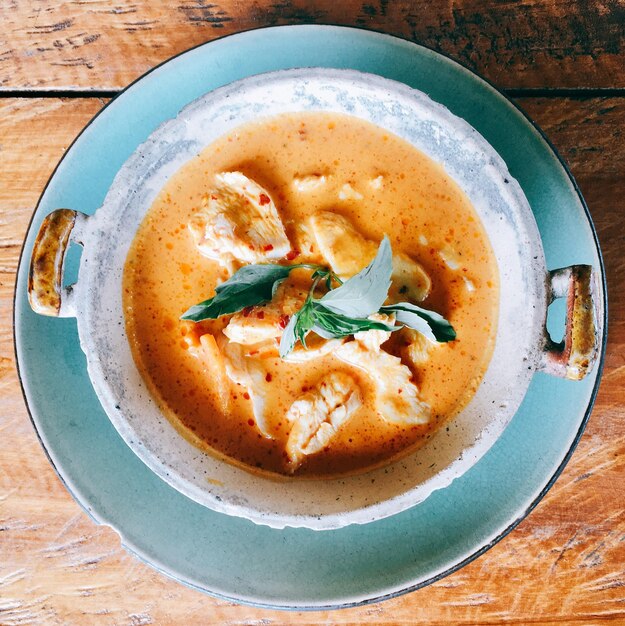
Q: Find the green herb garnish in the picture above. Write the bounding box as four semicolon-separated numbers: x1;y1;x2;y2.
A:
278;268;396;358
182;236;456;357
181;264;293;321
180;263;342;322
318;236;392;318
380;302;457;343
279;292;317;357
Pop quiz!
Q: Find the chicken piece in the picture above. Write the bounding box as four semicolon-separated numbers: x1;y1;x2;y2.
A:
338;183;363;201
335;334;431;425
223;315;281;346
400;328;436;367
284;335;346;363
463;276;476;293
188;172;291;272
243;340;279;359
389;253;432;303
438;246;461;270
368;175;384;190
285;372;361;471
180;319;207;351
291;221;323;263
308;210;431;302
225;277;344;361
187;332;230;412
219;337;274;438
309;211;374;278
292;174;328;193
352;313;394;352
223;280;308;345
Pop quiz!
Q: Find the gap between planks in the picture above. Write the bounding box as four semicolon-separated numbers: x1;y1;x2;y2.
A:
2;88;625;100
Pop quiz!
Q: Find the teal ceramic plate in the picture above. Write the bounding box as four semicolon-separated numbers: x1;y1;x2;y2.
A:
14;26;606;609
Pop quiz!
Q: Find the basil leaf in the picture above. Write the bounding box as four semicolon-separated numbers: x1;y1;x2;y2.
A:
279;300;317;357
311;268;328;280
296;298;316;347
281;303;397;356
381;302;456;342
310;324;339;340
279;312;299;358
319;236;392;317
279;294;319;357
312;303;396;336
181;264;294;321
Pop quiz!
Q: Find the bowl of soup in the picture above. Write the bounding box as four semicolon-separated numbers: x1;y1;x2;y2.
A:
27;68;601;529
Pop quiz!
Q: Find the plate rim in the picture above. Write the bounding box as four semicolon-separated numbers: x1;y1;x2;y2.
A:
12;24;608;610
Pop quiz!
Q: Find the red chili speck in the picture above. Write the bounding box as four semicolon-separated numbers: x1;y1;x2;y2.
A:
210;195;218;200
243;306;253;317
243;392;250;400
265;373;273;382
286;250;298;261
263;244;274;251
259;193;271;205
278;314;289;329
248;418;255;426
257;310;265;320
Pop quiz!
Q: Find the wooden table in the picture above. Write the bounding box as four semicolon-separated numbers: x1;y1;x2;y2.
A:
1;3;623;624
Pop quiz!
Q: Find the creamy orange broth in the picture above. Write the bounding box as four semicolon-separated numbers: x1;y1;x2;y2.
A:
123;112;498;477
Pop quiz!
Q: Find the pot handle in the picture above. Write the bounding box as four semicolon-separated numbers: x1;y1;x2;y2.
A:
28;209;88;318
538;265;600;380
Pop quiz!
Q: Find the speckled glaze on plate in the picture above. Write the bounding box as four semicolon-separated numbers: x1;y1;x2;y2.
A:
15;26;606;608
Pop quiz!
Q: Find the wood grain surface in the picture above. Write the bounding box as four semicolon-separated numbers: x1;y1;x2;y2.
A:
1;0;625;91
1;2;624;624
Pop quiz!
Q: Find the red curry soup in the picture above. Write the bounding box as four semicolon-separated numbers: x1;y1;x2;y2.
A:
123;112;499;477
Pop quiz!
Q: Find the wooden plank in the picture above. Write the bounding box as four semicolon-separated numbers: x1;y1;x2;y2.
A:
0;1;624;91
0;97;623;624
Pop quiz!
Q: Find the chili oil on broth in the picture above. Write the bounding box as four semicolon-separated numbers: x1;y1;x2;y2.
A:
123;111;499;477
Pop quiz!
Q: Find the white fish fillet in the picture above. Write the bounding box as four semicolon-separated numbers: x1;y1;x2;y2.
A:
335;335;431;425
292;174;328;192
338;183;363;201
308;210;431;301
283;336;345;363
352;313;394;352
186;332;230;413
223;280;307;345
389;253;432;303
368;175;384;190
219;337;274;439
189;171;291;271
285;372;361;470
400;327;437;367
